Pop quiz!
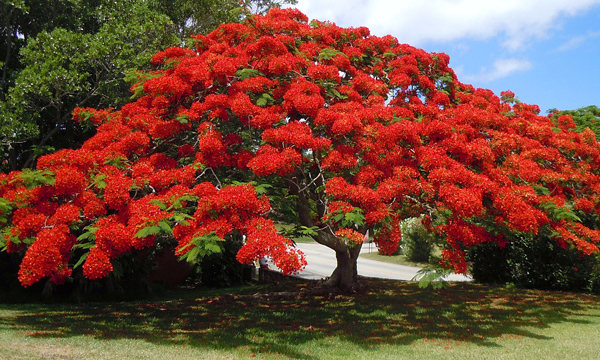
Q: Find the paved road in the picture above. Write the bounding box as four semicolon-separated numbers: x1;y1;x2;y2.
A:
280;243;471;282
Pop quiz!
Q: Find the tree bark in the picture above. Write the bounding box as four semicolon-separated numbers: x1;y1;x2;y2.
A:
286;170;364;292
322;243;362;292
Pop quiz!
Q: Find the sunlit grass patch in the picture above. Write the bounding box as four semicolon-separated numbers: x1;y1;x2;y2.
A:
1;280;599;359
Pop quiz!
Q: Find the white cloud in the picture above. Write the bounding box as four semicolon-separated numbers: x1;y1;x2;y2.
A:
556;30;600;51
462;58;533;83
556;35;587;51
292;0;600;50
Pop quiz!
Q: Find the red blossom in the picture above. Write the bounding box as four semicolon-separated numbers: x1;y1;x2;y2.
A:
335;228;365;245
83;247;113;280
374;222;402;256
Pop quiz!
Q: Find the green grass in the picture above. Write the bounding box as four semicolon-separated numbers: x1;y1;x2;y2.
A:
1;280;600;359
275;223;315;243
360;250;430;268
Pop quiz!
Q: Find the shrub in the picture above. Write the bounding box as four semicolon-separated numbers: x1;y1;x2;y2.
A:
400;217;438;263
200;237;252;287
468;234;600;294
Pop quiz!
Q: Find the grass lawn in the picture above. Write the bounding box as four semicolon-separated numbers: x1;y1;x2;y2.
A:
360;250;430;269
274;223;315;243
1;279;600;359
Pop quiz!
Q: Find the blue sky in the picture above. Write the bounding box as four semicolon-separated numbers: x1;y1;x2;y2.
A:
286;0;600;113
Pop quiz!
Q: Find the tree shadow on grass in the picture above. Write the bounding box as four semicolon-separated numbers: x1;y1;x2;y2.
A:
1;279;599;359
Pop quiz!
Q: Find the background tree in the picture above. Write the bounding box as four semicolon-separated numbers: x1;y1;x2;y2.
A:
147;0;245;42
1;9;600;293
548;105;600;139
0;0;179;171
242;0;297;15
0;0;296;172
1;0;101;99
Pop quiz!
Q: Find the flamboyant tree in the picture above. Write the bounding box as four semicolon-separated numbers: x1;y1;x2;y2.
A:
2;8;600;291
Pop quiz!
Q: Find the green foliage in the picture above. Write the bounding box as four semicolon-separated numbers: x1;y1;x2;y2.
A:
413;267;452;289
1;0;179;170
256;92;275;107
244;0;298;15
198;235;251;287
14;169;55;188
468;234;600;294
539;201;581;223
549;105;600;139
177;232;225;264
0;197;11;224
147;0;241;40
298;225;319;237
330;207;365;229
235;68;263;80
318;48;347;60
1;0;298;172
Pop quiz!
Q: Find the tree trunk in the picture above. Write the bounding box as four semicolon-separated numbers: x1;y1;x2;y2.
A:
322;244;362;292
284;170;366;292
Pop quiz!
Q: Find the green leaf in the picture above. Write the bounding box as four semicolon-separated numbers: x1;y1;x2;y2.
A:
76;226;98;242
158;221;173;234
318;48;347;60
329;88;347;100
184;246;201;263
172;213;194;224
135;225;161;238
205;242;221;253
437;74;454;83
299;226;319;237
0;198;12;223
532;185;550;196
149;199;167;210
332;213;345;222
329;207;366;228
73;252;89;269
15;169;55;188
412;268;452;289
540;201;582;223
175;114;189;124
256;96;267;107
256;93;273;107
103;156;129;169
254;183;273;195
91;174;107;190
235;68;262;80
345;212;365;226
177;232;224;264
556;208;582;223
73;242;95;250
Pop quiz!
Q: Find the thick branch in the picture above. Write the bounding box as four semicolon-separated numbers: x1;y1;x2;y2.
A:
286;171;348;252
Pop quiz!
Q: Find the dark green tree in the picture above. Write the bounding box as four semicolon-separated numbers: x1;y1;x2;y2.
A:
1;1;178;170
147;0;243;41
1;0;297;172
548;105;600;139
1;0;104;99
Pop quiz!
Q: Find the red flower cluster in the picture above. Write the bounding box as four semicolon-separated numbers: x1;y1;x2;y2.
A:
236;218;306;275
335;228;365;246
18;225;75;286
374;222;402;256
